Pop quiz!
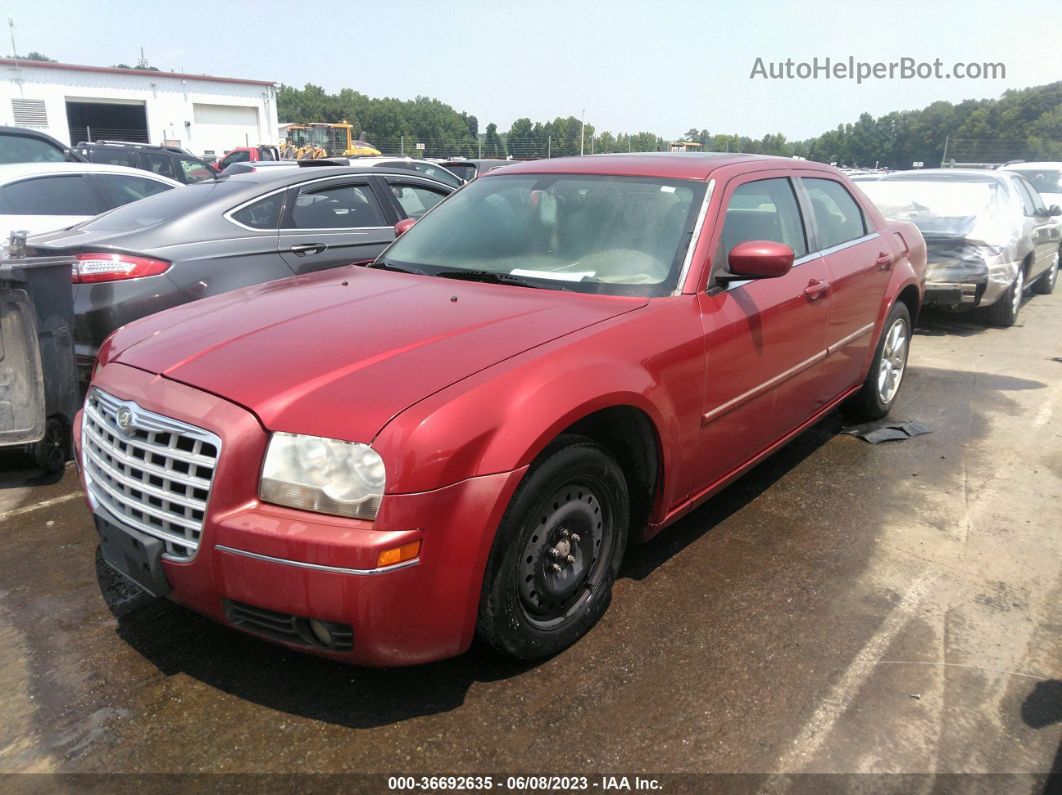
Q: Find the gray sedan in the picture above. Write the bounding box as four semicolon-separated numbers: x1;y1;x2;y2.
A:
26;166;454;386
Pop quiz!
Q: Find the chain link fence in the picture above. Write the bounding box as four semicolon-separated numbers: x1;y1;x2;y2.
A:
942;139;1062;168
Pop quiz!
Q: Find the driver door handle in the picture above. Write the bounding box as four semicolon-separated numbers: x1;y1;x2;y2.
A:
290;243;327;256
804;279;830;301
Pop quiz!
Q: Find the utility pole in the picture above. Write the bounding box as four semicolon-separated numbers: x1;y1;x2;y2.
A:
940;134;950;167
8;18;17;58
580;109;585;156
547;135;551;159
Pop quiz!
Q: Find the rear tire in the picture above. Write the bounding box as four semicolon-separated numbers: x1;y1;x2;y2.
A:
987;266;1025;327
477;436;629;660
844;302;911;421
1031;253;1058;295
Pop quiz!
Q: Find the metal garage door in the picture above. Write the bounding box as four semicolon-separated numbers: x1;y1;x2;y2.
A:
192;104;260;126
192;104;261;154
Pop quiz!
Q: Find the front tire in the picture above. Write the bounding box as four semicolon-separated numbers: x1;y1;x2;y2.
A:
845;302;911;421
987;266;1025;327
477;437;629;660
28;416;67;475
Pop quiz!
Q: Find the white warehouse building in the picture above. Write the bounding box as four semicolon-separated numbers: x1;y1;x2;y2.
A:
0;58;277;157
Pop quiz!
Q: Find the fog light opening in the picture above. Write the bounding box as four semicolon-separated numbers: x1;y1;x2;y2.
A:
308;619;334;647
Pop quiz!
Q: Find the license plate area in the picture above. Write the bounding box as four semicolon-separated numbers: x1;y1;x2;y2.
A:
95;514;171;597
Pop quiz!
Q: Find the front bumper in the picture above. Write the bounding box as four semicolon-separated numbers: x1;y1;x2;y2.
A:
74;362;526;666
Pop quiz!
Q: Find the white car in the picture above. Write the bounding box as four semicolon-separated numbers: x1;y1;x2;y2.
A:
0;162;182;253
1000;161;1062;209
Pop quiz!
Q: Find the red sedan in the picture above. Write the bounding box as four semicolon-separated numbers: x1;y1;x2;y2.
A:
74;154;926;665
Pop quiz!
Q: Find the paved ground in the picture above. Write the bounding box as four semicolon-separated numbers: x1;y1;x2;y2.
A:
1;290;1060;786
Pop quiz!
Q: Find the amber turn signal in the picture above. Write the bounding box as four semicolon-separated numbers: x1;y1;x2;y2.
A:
376;540;421;568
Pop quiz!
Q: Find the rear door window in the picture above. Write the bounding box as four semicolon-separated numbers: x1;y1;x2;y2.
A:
87;148;138;168
803;178;867;249
95;174;176;210
141;152;176;179
0;175;99;215
288;182;386;229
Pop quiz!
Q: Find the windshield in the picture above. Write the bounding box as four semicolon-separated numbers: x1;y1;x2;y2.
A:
858;178;1004;236
80;180;240;231
1009;168;1062;195
381;174;705;296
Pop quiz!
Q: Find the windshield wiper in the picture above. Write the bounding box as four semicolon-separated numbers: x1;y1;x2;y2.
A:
434;270;545;289
367;259;427;275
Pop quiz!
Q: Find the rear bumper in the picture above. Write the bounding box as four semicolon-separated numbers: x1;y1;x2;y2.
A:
923;281;983;306
73;362;526;666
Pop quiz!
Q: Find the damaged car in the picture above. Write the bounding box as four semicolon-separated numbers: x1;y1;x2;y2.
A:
858;169;1060;326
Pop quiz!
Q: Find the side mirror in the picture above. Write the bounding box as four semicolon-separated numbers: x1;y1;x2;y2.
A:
1049;205;1061;217
394;218;417;237
727;240;795;279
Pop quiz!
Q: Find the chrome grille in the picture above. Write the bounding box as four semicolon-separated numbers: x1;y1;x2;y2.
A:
81;389;221;561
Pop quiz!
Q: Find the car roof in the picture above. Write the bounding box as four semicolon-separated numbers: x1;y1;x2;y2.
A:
215;165;422;188
0;161;183;185
875;168;1007;183
1000;162;1062;170
481;152;818;180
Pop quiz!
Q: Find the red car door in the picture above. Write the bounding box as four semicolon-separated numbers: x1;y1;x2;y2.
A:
801;176;894;400
694;173;832;492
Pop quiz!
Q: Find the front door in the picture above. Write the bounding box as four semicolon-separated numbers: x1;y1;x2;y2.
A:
694;173;832;492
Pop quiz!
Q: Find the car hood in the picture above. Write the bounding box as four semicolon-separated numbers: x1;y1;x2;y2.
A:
104;265;646;441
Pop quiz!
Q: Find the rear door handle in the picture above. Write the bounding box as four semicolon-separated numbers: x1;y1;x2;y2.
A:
804;279;830;301
875;252;894;270
290;243;327;256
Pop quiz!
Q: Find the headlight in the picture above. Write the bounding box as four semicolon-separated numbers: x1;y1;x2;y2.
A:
259;432;386;520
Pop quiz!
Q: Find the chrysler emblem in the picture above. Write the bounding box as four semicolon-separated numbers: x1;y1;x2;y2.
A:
115;407;134;432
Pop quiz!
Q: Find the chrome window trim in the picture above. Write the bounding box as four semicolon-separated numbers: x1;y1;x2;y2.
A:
223;171;423;232
816;231;880;257
673;179;714;295
215;544;420;576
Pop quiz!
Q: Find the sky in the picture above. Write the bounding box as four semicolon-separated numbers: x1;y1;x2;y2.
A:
7;0;1059;141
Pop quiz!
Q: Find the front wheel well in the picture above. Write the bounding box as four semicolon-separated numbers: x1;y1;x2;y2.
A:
556;406;661;543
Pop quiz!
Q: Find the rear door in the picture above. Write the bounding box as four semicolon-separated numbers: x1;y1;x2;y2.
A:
694;172;832;493
278;176;396;275
800;175;891;400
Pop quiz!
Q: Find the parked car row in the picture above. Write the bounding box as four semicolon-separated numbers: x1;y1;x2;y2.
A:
854;166;1061;325
24;166;455;386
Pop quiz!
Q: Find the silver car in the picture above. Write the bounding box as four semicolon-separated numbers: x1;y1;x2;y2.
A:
857;169;1060;326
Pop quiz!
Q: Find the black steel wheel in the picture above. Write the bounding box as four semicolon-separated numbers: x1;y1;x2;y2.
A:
30;416;67;475
478;436;629;659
